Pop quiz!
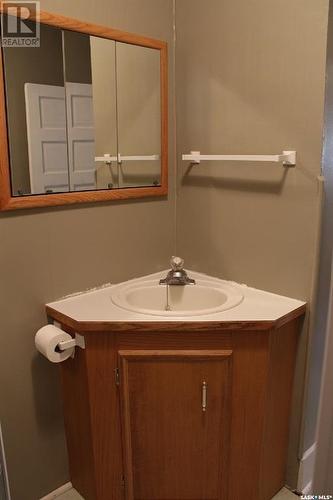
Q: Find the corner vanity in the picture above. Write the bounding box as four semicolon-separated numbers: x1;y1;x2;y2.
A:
45;270;306;500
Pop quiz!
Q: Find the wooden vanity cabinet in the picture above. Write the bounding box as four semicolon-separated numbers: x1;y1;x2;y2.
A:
54;315;304;500
120;349;232;500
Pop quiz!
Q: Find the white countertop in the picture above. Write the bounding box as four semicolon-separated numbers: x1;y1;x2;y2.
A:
46;270;306;323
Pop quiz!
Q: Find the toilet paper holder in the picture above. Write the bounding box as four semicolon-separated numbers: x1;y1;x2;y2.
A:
54;322;85;354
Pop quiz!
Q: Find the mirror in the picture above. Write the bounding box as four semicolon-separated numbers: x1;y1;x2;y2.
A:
0;10;168;209
63;30;99;193
62;31;118;192
90;35;117;190
116;42;161;189
2;21;69;195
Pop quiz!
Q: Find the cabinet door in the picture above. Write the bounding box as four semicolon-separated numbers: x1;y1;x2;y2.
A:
119;350;232;500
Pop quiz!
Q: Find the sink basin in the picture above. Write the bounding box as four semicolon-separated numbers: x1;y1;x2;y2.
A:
47;269;306;323
111;278;244;317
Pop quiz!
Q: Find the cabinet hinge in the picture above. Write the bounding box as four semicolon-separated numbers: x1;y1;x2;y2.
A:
115;367;120;386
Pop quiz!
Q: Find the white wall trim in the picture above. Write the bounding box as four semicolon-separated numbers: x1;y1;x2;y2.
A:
297;443;316;493
302;481;313;495
39;482;72;500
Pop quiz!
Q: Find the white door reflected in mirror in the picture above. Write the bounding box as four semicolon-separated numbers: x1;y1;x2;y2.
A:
24;82;69;194
25;82;96;194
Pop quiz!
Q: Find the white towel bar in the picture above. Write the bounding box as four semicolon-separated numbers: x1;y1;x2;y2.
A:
182;150;296;166
95;154;160;164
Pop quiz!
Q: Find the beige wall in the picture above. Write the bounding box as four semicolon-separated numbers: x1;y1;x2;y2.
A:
0;1;175;499
175;0;329;487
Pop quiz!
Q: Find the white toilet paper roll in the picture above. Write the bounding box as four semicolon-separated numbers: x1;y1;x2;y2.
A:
35;325;75;363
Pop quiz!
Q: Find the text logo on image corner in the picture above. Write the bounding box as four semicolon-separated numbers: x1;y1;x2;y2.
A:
301;495;333;500
1;1;40;47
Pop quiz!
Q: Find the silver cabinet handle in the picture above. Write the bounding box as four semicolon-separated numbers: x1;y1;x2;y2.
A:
202;381;207;412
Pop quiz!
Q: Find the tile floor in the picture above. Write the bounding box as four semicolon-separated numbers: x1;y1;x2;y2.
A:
56;486;298;499
57;490;83;500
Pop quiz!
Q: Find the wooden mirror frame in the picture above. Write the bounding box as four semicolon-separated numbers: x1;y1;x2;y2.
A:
0;9;168;210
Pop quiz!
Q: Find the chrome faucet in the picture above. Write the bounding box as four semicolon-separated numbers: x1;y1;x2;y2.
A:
159;257;196;286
